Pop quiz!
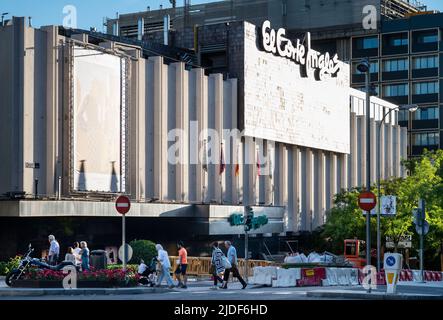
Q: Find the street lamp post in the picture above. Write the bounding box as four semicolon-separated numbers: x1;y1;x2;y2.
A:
376;104;418;271
357;58;372;276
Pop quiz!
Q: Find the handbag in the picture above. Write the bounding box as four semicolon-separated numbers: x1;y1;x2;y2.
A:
222;256;232;269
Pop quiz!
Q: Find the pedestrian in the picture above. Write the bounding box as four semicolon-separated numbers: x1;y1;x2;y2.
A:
155;244;174;289
137;259;148;276
80;241;90;271
73;242;82;266
210;242;226;290
64;247;76;264
47;235;60;266
175;241;188;289
222;241;247;289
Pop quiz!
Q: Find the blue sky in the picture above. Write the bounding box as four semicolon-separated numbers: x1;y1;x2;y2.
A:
1;0;443;31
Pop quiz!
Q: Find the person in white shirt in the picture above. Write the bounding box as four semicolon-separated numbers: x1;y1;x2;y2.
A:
64;247;76;264
48;235;60;266
155;244;174;289
72;242;82;266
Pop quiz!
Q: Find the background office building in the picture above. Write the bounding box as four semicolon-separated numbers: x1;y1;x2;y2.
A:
105;0;442;157
0;17;406;259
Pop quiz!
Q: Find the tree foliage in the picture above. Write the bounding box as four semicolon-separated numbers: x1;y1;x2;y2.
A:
322;150;443;268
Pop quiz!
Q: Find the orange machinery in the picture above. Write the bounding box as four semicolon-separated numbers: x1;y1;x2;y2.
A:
344;239;367;268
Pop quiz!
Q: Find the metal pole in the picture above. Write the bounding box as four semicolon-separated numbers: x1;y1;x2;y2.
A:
244;229;249;283
122;214;126;271
34;179;38;200
365;68;372;292
419;199;425;282
377;125;381;272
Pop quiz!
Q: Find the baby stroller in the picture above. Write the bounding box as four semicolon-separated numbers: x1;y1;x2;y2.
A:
138;257;158;287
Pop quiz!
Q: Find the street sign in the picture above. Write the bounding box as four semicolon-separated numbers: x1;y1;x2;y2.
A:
115;195;131;215
381;196;396;215
25;162;40;169
416;221;429;235
118;244;133;263
386;235;412;249
358;191;377;211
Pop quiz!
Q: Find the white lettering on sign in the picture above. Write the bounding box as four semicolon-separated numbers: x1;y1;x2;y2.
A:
117;203;129;207
360;199;375;204
261;20;341;81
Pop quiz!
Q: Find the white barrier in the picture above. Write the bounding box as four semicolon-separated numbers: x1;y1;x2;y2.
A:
272;268;301;288
249;266;278;286
323;268;360;286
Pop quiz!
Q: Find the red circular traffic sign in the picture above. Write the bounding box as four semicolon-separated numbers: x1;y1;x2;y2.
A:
115;195;131;215
358;191;377;211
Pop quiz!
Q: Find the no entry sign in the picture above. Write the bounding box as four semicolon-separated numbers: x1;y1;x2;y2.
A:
115;195;131;215
358;191;377;211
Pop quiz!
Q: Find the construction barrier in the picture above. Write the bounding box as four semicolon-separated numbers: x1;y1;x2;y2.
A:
272;268;301;288
296;267;326;287
323;268;360;286
249;266;278;286
168;256;274;277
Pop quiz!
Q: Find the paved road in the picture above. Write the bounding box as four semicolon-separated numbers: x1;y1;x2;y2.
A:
1;279;442;300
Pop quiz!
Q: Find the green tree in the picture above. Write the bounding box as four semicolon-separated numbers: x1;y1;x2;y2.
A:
128;239;157;264
322;150;443;269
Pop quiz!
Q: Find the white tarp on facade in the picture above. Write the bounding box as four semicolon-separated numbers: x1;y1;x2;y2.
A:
72;46;124;192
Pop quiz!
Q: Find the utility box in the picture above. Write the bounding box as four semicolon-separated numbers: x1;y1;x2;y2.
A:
90;250;107;270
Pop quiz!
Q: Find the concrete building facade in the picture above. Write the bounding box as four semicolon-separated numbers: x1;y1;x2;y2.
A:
0;17;407;259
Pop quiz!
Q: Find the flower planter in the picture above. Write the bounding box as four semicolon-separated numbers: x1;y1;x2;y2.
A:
11;279;136;288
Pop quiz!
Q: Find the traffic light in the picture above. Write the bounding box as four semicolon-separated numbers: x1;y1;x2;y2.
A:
244;206;254;232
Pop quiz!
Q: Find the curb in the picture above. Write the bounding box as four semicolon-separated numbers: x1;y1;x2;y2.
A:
306;290;443;300
0;287;175;297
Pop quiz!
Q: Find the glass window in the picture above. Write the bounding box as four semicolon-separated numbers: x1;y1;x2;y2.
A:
383;58;408;72
358;36;378;49
383;83;409;97
413;81;438;95
390;34;408;46
413;107;439;120
413;55;439;69
412;132;440;146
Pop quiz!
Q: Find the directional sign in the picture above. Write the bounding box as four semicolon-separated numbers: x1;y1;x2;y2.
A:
416;221;429;236
386;256;396;267
115;195;131;215
358;191;377;211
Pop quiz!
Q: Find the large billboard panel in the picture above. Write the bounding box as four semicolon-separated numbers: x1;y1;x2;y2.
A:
243;22;351;154
72;46;126;192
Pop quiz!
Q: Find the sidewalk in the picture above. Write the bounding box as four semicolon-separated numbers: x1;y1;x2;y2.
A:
306;289;443;300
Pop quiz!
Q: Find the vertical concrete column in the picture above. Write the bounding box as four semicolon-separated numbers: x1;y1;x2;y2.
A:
314;150;326;229
173;63;189;202
132;54;145;201
191;68;208;203
302;148;314;231
386;123;393;178
254;139;261;205
329;152;338;211
281;144;288;212
42;26;59;196
341;153;349;190
150;56;168;201
370;117;377;185
243;136;255;205
222;79;237;205
287;146;300;232
263;141;273;206
394;125;401;177
207;74;223;203
350;112;358;187
400;127;408;177
357;115;367;188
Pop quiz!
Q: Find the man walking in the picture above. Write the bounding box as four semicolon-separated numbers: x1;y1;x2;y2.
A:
222;241;247;289
47;235;60;266
155;244;175;289
175;241;188;289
